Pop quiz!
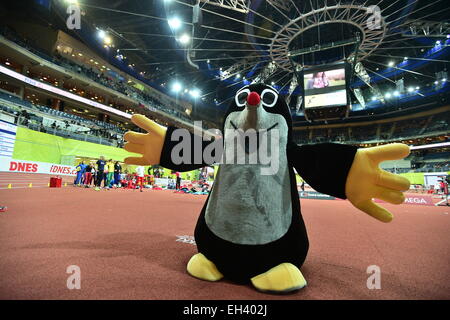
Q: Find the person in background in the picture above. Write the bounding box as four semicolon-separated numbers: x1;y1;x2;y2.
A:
114;161;122;186
175;171;181;190
74;161;86;186
105;159;114;188
136;165;145;192
95;156;106;190
90;162;97;187
83;162;93;187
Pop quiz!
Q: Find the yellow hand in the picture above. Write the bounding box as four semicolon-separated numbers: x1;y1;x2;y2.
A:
123;114;167;165
345;143;411;223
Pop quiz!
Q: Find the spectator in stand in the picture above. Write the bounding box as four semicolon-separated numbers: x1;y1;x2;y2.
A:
136;166;145;192
95;156;106;190
114;161;122;186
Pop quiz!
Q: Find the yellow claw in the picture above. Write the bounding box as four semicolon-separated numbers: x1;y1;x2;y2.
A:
346;143;411;222
122;114;167;165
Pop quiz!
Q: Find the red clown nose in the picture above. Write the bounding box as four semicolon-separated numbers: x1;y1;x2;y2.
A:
247;91;260;106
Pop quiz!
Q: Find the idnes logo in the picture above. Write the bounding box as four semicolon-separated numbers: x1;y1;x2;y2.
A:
9;161;38;173
50;165;77;175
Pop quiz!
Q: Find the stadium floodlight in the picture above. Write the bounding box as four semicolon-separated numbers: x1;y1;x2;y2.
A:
190;89;201;98
172;82;182;93
168;17;182;30
97;30;106;39
178;34;190;45
104;36;112;45
388;61;395;67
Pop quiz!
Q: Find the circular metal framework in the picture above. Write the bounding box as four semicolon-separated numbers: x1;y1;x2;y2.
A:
269;4;387;71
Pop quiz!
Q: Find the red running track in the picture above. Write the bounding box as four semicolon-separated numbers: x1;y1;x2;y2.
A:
0;187;449;300
0;172;75;189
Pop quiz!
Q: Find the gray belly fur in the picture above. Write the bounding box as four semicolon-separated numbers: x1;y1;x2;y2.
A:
205;112;292;245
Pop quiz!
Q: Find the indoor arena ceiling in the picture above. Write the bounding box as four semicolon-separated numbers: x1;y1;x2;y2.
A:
45;1;450;109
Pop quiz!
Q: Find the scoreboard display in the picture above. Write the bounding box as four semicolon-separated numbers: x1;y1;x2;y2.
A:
300;62;351;120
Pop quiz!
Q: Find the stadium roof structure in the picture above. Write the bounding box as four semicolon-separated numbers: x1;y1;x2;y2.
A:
5;0;450;124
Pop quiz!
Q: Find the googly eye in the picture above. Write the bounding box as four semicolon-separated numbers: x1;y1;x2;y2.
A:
235;88;250;107
260;89;278;108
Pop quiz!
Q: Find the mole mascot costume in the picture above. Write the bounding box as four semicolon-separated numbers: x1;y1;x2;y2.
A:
123;83;410;293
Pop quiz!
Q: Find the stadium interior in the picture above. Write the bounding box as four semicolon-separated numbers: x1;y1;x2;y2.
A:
0;0;449;302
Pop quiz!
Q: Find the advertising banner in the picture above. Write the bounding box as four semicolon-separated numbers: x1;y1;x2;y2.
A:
0;157;77;176
374;195;434;206
299;191;335;200
0;120;16;158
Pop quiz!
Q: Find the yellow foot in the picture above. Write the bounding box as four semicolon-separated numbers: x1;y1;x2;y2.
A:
251;263;307;294
187;253;223;282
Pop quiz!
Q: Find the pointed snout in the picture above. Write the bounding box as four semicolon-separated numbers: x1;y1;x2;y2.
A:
246;91;260;107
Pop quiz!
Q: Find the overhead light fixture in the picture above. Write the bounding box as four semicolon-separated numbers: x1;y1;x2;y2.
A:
172;82;182;93
97;30;106;39
178;34;190;45
271;81;275;86
190;89;201;98
104;36;112;45
407;87;414;92
415;86;420;90
236;74;241;79
371;96;377;101
393;91;400;96
385;93;392;98
168;17;182;30
388;61;395;67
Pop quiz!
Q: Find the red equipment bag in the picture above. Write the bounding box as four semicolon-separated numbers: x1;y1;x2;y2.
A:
50;177;62;188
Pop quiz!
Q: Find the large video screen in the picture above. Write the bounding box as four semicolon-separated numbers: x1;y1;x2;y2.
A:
303;64;348;108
